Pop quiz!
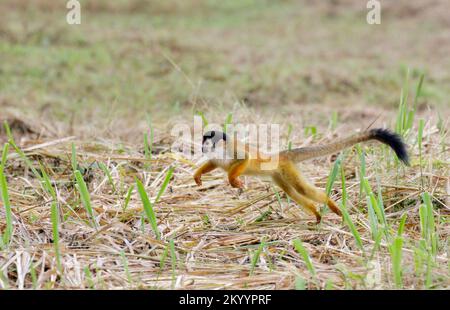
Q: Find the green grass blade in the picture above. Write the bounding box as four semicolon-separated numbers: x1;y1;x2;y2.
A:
30;263;37;289
425;253;433;288
422;193;434;234
120;250;132;285
340;164;347;208
295;276;306;290
397;213;407;237
325;155;342;196
223;112;233;133
375;177;387;228
4;122;42;182
324;154;343;212
155;166;174;204
39;162;57;200
293;239;316;277
84;266;95;289
0;148;13;248
422;192;437;256
1;143;8;167
159;244;169;271
122;185;134;211
369;230;384;261
325;279;334;290
99;162;116;192
196;111;208;127
419;204;428;241
357;145;366;203
273;186;284;209
389;236;404;288
136;178;160;239
250;240;266;276
367;197;378;241
74;170;97;228
368;193;386;229
50;202;62;273
341;206;364;253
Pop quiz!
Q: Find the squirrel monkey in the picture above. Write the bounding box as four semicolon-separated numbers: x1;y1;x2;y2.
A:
194;128;409;223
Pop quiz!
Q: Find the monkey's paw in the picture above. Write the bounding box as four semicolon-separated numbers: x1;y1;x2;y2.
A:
194;176;202;186
315;213;322;224
230;179;244;189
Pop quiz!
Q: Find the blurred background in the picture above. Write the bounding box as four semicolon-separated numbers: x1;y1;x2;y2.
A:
0;0;449;142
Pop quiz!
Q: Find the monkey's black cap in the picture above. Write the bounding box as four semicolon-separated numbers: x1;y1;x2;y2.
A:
202;130;228;153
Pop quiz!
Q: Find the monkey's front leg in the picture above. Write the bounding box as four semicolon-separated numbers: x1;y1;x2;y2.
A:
228;160;249;189
194;161;217;186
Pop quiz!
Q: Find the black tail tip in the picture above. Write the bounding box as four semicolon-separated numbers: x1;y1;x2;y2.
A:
370;128;410;166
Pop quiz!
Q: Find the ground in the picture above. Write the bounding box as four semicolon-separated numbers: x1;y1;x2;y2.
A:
0;0;449;289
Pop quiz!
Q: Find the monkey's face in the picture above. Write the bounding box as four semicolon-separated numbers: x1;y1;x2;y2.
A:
202;130;228;156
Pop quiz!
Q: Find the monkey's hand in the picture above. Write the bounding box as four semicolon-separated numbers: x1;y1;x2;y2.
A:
193;161;217;187
194;175;202;186
229;177;244;189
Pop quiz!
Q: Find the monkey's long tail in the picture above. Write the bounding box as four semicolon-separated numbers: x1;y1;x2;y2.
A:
282;128;409;165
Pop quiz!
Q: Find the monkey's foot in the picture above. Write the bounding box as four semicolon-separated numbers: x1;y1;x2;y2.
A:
229;179;244;189
315;213;322;224
194;176;202;186
327;199;342;216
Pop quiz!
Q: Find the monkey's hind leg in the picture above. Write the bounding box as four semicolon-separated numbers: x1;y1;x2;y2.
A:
283;163;342;217
273;174;321;223
228;159;249;189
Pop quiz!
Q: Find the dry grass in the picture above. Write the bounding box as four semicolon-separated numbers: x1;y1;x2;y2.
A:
0;110;448;289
